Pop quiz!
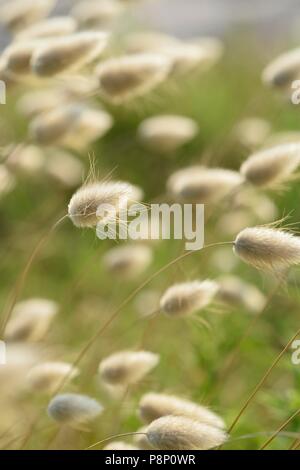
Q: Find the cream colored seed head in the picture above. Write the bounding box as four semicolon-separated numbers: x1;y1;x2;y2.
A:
240;143;300;187
263;47;300;89
166;41;221;76
29;104;83;145
138;115;198;153
30;104;113;147
133;426;153;450
146;416;228;450
1;41;42;76
68;180;136;228
45;149;84;188
102;245;153;279
0;165;16;197
48;393;103;426
234;226;300;271
4;298;58;342
0;0;55;33
16;16;77;41
103;441;139;450
139;392;225;429
26;362;79;393
71;0;124;29
124;31;181;55
31;32;109;77
160;280;219;317
95;53;171;104
234;117;271;149
17;89;68;119
167;166;244;203
6;145;46;175
60;108;113;150
217;275;266;313
99;350;159;386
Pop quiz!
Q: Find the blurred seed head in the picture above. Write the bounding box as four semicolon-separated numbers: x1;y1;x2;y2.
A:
165;40;222;76
234;117;271;149
1;40;42;76
45;149;84;188
0;0;55;33
134;290;160;318
103;441;139;450
139;392;225;429
167;166;244;203
133;426;153;450
99;350;159;386
217;275;266;313
59;107;113;150
234;226;300;271
17;89;69;119
68;180;137;228
6;144;46;175
26;361;79;393
240;143;300;188
30;104;113;147
102;244;153;279
160;280;218;317
16;16;77;41
95;53;171;104
4;298;59;342
146;416;228;450
263;48;300;89
31;32;109;77
0;164;16;197
48;393;103;426
72;0;124;30
124;31;181;55
138;115;198;154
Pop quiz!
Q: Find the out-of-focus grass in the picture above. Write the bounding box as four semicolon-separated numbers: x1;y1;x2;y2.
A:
1;33;300;450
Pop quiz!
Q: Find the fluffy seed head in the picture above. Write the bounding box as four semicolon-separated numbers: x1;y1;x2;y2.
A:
167;166;244;203
95;53;171;104
99;350;159;386
17;89;69;118
1;41;41;76
0;164;16;197
165;40;222;76
234;117;271;149
102;245;153;279
103;441;138;450
133;426;153;450
68;180;137;228
139;393;225;429
234;226;300;271
6;144;45;175
146;416;228;450
71;0;124;29
48;393;103;426
0;0;55;33
138;115;198;153
45;149;84;188
4;298;58;342
263;48;300;89
16;16;77;41
240;143;300;187
26;362;79;393
124;31;181;55
217;275;266;313
160;280;218;317
31;32;109;77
